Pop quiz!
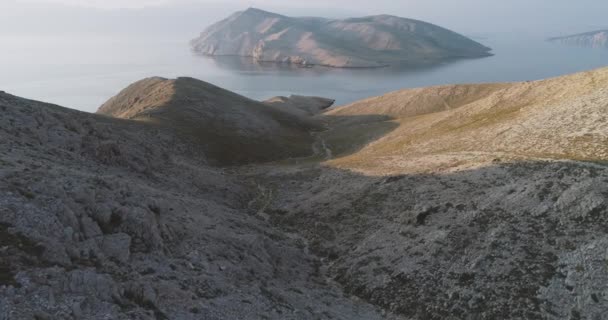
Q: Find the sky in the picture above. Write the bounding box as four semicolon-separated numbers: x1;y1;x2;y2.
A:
1;0;608;38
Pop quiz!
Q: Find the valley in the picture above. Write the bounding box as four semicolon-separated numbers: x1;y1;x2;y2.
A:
2;67;608;319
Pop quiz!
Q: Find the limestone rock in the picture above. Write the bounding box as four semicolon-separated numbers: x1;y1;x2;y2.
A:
101;233;131;263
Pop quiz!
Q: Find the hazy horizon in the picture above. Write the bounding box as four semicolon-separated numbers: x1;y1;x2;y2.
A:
2;0;608;38
1;1;608;112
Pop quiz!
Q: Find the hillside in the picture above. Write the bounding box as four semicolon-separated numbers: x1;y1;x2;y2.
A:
323;67;608;172
0;90;391;320
191;8;492;68
549;30;608;48
3;67;608;319
253;67;608;319
97;77;320;165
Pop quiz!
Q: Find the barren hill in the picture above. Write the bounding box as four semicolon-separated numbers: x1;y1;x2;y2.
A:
97;77;320;165
191;8;492;68
323;67;608;172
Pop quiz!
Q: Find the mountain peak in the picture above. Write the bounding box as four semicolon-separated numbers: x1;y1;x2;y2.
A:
240;7;280;17
243;7;265;13
96;77;319;165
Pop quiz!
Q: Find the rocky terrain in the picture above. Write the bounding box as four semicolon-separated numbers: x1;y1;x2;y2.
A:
549;30;608;48
0;90;390;319
2;67;608;319
191;8;492;68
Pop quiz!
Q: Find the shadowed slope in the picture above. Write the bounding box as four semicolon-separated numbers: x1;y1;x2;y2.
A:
254;159;608;320
0;90;394;320
98;77;319;165
263;95;335;117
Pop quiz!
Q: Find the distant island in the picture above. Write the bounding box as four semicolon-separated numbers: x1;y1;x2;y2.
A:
549;30;608;48
190;8;492;68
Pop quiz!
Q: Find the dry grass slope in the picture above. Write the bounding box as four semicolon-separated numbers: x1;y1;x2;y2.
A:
323;67;608;173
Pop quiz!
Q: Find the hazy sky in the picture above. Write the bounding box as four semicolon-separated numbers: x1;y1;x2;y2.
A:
2;0;608;37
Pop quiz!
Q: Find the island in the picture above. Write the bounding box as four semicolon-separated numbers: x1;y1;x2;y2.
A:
549;30;608;48
191;8;492;68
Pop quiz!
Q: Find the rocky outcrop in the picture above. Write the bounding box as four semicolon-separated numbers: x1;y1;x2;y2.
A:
549;30;608;48
191;8;492;68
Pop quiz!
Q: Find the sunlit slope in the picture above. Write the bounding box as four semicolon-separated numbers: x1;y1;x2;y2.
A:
324;67;608;170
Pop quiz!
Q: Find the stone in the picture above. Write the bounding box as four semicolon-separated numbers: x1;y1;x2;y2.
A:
101;233;131;263
64;270;117;302
79;216;102;239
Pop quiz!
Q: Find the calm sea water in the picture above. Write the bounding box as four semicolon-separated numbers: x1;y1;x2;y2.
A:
1;33;607;113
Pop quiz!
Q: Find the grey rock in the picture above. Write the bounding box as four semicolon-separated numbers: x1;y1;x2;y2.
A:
40;240;71;267
101;233;131;263
63;270;118;302
91;204;113;231
79;216;102;239
33;311;52;320
125;282;157;308
71;301;83;318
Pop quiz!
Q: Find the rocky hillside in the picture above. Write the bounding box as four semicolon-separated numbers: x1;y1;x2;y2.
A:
254;67;608;319
191;8;492;68
97;77;320;165
3;67;608;320
0;90;391;320
549;30;608;48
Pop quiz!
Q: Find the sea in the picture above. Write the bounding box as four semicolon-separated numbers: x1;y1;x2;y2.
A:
1;33;607;113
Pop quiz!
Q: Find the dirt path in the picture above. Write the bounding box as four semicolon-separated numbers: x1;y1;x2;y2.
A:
311;123;333;160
